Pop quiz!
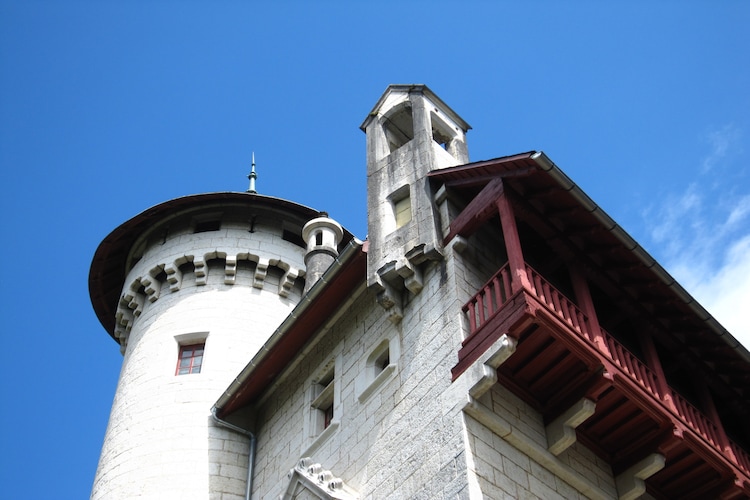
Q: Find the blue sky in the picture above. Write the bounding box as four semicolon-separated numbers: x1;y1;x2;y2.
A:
1;2;748;498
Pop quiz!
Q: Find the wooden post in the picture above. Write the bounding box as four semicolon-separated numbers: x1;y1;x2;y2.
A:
639;333;677;413
495;185;530;293
693;375;737;463
569;265;610;356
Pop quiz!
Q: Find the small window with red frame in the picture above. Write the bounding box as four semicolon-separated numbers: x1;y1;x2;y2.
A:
176;343;204;375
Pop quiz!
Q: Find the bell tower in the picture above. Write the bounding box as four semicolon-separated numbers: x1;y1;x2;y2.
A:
360;84;470;321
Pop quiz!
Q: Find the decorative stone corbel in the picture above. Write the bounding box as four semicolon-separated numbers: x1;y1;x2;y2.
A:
279;267;301;297
193;257;207;286
374;278;403;324
118;335;128;355
462;334;518;400
546;398;596;456
122;281;145;318
165;256;191;292
396;257;423;295
448;235;468;254
253;257;269;289
141;268;162;302
114;305;133;355
615;453;665;500
224;255;237;285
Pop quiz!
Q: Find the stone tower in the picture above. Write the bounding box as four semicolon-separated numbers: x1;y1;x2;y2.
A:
89;192;343;499
360;84;470;322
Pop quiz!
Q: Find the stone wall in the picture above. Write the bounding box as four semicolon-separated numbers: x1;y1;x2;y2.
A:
252;255;472;499
93;212;308;500
464;384;618;500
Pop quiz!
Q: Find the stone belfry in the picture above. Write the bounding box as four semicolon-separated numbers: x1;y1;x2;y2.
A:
360;84;470;322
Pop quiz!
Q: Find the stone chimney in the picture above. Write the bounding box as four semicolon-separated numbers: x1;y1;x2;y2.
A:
302;213;343;294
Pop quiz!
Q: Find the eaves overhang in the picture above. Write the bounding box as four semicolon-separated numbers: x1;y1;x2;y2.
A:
89;192;353;341
429;151;750;366
214;238;367;419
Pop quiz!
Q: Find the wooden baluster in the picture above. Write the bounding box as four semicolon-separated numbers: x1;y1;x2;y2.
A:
492;278;502;313
483;284;492;316
477;293;486;327
551;290;564;319
569;307;581;333
501;267;511;302
579;312;592;341
561;299;573;324
616;344;625;370
466;302;477;334
541;280;551;306
624;351;635;378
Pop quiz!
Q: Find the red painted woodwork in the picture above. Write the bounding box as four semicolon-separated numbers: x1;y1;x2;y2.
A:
434;152;749;498
453;261;750;498
176;343;204;375
639;332;677;413
495;187;530;293
443;177;506;244
569;265;610;356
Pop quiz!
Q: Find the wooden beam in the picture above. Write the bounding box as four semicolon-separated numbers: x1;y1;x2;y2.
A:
439;166;537;188
693;374;737;464
570;264;610;356
639;333;678;414
443;177;505;244
496;186;530;292
505;186;747;407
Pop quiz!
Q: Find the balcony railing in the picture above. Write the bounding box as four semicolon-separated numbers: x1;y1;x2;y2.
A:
671;389;723;454
525;265;594;343
462;262;750;476
603;333;662;402
463;263;513;334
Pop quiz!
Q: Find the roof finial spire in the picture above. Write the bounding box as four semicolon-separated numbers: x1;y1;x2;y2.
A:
247;152;257;194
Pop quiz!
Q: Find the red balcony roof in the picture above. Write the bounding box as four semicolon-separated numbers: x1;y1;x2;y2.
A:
429;151;750;381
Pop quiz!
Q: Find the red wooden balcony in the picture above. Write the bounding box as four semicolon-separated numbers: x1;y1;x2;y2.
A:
453;263;750;499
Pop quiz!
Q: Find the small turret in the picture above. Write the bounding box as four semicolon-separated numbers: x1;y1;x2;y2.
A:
302;213;343;294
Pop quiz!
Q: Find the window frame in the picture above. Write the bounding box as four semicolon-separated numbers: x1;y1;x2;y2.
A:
302;356;342;457
175;342;205;375
357;336;399;403
310;366;335;432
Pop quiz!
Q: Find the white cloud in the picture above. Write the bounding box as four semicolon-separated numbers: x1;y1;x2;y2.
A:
726;194;750;228
642;125;750;350
701;124;740;174
669;235;750;350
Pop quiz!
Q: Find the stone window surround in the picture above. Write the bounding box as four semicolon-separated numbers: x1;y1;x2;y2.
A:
357;335;400;403
386;184;412;233
303;355;342;458
174;332;209;375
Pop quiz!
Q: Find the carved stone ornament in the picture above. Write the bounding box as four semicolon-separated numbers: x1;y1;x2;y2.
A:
281;457;358;500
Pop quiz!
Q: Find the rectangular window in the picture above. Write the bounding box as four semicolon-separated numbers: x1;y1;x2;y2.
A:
394;196;412;228
323;403;334;429
357;337;398;403
176;343;204;375
194;220;221;233
311;367;335;431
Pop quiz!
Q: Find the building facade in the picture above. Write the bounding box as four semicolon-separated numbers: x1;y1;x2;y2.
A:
90;85;750;499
